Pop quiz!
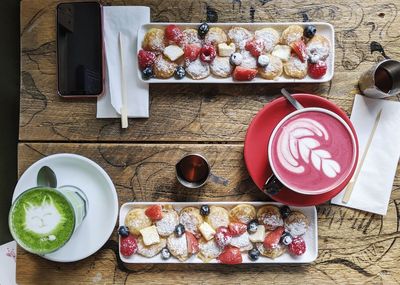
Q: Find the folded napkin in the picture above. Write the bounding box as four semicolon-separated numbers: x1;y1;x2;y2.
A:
0;241;16;285
97;6;150;118
331;95;400;215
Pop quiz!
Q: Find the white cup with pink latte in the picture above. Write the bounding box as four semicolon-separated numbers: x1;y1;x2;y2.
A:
264;107;357;196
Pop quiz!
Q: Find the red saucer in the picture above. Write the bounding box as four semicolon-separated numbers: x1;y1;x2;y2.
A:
244;94;359;206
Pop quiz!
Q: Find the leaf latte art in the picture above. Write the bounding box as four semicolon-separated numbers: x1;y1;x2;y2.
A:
276;118;341;178
270;110;355;193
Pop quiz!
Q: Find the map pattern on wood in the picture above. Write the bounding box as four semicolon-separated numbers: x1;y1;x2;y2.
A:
19;0;400;284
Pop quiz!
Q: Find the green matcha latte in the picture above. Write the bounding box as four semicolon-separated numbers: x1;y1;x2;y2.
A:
9;188;76;254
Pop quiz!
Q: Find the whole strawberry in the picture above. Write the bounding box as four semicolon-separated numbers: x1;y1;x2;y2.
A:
184;44;201;62
165;24;183;45
138;49;156;70
199;44;216;63
120;235;138;257
215;226;233;248
145;204;163;221
288;236;306;256
308;60;327;79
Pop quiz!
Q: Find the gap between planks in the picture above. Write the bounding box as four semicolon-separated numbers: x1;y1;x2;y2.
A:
18;140;245;145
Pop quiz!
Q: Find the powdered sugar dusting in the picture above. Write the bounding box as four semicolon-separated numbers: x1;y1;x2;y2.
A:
199;239;222;259
156;210;179;236
180;211;201;235
143;29;165;52
286;32;302;45
255;28;279;52
207;207;229;229
137;237;166;258
210;57;232;77
240;50;257;69
285;221;308;237
306;42;329;62
263;215;283;228
154;56;175;73
230;232;252;250
205;28;227;45
264;55;282;73
182;29;202;46
167;235;188;257
228;27;253;50
289;56;307;71
185;58;210;79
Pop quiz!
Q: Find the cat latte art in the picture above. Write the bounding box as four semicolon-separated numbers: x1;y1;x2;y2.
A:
269;108;356;194
9;186;87;254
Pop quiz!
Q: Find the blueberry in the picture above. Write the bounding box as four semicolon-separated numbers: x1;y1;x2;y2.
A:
257;54;270;67
229;52;243;66
161;247;171;260
248;248;260;261
280;205;291;219
142;66;154;79
280;232;293;245
200;205;210;216
303;25;317;39
247;219;259;233
174;66;186;79
175;223;185;237
118;226;129;237
198;22;209;39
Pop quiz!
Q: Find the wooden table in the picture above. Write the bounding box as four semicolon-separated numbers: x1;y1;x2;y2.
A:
19;0;400;284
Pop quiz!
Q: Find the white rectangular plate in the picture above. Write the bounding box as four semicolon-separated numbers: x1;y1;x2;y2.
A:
119;201;318;263
137;22;334;83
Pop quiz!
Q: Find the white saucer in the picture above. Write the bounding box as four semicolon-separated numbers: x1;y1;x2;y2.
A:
12;153;118;262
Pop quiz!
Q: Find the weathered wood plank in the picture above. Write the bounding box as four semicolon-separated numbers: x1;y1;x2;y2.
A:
16;143;400;284
18;0;400;284
20;0;400;142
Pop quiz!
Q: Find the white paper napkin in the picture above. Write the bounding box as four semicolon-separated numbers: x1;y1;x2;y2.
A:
331;95;400;215
0;241;16;285
97;6;150;118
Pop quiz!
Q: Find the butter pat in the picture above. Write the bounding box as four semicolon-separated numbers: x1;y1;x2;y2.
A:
140;225;160;246
271;45;291;62
163;45;184;61
218;43;236;57
249;225;265;243
199;222;216;241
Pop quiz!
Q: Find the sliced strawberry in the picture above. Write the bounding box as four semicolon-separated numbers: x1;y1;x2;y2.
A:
290;40;307;62
217;246;242;264
228;222;247;236
165;24;183;45
200;44;216;63
186;231;199;254
120;235;137;257
215;226;232;248
184;43;201;62
245;39;264;57
144;204;163;221
288;236;306;256
138;49;156;70
232;66;258;81
263;226;285;250
308;60;327;79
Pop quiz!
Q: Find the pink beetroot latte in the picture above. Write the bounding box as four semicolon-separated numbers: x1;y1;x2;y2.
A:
269;109;356;194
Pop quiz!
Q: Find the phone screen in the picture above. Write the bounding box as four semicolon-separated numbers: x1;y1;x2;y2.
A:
57;2;103;97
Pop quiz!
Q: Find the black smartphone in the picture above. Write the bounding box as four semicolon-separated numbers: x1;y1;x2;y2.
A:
57;2;103;97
